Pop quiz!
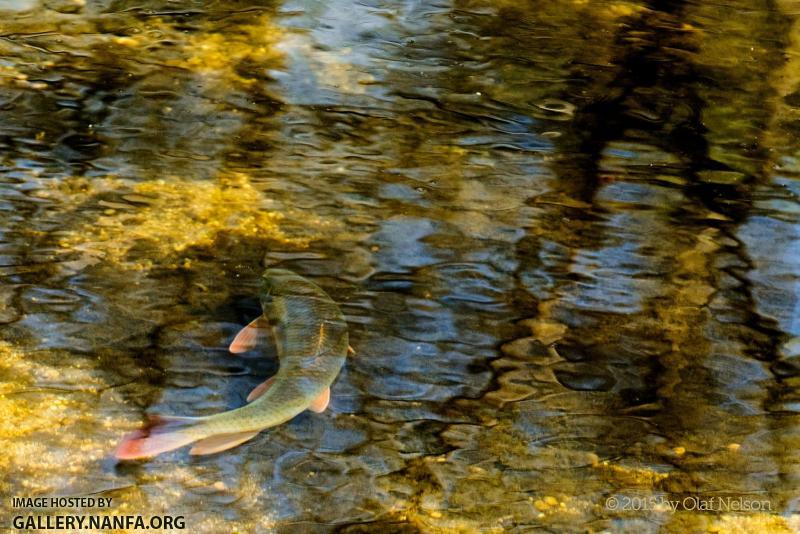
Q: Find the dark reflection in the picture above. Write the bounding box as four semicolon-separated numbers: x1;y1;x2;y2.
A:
0;0;798;532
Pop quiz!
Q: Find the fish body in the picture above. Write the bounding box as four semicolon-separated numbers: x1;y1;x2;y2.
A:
116;269;348;459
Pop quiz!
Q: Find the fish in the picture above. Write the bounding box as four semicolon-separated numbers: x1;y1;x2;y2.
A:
115;268;348;459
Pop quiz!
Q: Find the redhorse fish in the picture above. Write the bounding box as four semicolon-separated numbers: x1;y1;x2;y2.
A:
116;269;348;459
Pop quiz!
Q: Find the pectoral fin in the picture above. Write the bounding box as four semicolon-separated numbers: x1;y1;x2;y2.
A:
246;376;276;402
229;317;268;354
308;388;330;413
189;430;260;455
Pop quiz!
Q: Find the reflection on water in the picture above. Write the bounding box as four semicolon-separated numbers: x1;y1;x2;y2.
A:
0;0;799;531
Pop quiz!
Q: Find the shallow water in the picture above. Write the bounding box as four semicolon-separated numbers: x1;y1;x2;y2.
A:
0;0;799;532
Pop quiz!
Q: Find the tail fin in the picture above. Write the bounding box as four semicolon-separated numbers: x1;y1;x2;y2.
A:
115;415;203;460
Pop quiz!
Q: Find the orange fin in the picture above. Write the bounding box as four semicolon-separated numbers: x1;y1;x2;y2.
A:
115;415;200;460
348;345;356;356
229;317;267;354
189;430;260;455
246;376;276;402
308;387;330;413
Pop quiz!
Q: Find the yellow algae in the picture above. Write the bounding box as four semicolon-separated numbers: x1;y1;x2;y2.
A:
381;423;596;530
593;459;670;488
110;468;276;533
128;15;286;89
521;319;567;346
533;499;548;511
528;494;584;522
600;2;648;20
0;61;49;90
0;342;136;497
519;300;569;346
706;514;794;534
112;36;139;47
131;472;275;532
663;512;794;534
177;27;281;84
58;173;311;269
0;8;286;100
471;0;648;18
402;509;501;534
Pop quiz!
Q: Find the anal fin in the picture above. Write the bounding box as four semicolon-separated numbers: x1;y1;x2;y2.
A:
189;430;260;455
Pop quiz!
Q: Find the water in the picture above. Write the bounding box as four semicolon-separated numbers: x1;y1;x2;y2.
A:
0;0;799;532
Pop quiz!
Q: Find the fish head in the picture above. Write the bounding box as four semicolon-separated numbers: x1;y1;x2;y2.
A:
261;268;318;298
260;268;328;313
261;269;299;294
260;269;286;303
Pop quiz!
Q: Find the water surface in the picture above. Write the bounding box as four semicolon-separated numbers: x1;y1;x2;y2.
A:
0;0;799;532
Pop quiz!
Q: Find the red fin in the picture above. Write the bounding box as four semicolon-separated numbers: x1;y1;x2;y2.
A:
189;430;260;455
229;317;267;354
308;388;330;413
246;376;275;402
115;415;200;460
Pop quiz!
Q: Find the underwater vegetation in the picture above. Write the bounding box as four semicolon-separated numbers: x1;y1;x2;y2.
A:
49;173;311;270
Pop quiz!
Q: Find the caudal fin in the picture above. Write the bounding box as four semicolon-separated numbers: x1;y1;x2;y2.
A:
115;415;203;460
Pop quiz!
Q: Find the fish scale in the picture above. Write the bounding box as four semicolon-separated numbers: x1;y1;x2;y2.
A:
115;268;348;459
